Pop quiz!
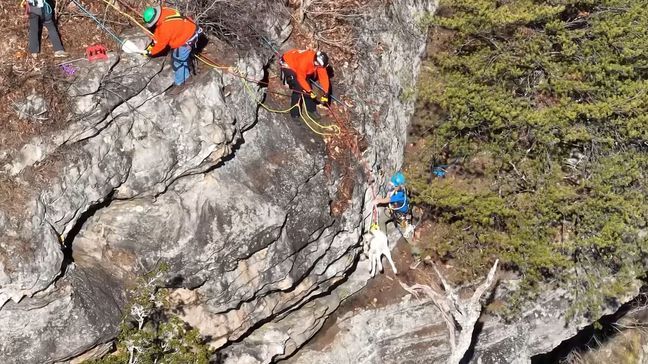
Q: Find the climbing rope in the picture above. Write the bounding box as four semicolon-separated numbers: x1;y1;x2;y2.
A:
70;0;125;46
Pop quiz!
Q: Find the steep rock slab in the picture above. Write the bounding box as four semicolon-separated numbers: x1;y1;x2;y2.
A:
73;106;364;348
0;50;259;309
285;275;641;363
0;0;435;362
0;51;262;362
219;0;438;360
288;297;449;364
0;266;123;363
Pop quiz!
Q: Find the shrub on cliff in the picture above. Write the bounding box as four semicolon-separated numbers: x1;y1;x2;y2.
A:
90;267;211;363
409;0;648;318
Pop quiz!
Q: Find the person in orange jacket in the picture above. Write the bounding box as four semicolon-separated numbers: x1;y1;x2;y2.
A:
280;49;331;119
142;6;203;86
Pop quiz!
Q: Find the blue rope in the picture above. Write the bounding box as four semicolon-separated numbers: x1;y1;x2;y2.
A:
69;0;124;45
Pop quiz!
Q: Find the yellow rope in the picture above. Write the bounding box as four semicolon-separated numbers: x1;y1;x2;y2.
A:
298;97;341;134
238;69;340;136
239;72;295;113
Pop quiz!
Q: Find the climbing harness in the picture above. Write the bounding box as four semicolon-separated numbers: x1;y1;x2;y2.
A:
24;0;52;15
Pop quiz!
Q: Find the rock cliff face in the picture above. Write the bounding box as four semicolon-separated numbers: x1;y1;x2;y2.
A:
287;245;642;364
0;0;436;362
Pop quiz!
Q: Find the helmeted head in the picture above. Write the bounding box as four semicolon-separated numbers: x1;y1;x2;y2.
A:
390;172;406;188
315;50;329;67
143;6;161;28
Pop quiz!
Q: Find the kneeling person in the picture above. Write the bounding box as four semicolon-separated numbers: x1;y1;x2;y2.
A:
280;49;331;119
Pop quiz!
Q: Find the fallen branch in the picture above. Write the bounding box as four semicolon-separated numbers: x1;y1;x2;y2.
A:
400;259;499;363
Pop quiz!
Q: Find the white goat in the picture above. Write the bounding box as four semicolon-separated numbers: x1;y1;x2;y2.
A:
362;229;398;277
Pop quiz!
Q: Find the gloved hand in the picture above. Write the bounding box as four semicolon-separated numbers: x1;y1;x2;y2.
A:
320;96;329;104
144;43;154;56
309;92;317;99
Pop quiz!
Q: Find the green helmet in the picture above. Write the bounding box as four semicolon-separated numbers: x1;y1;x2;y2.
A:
142;6;161;27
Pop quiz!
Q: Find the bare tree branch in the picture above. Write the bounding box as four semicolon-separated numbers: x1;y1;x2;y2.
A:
400;259;499;364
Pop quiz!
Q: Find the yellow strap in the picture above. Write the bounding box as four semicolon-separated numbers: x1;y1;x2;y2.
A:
163;14;184;22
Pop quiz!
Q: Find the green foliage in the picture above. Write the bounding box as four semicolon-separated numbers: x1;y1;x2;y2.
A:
90;266;212;364
409;0;648;317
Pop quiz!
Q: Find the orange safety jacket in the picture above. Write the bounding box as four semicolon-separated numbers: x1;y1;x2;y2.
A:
282;49;330;94
150;7;197;56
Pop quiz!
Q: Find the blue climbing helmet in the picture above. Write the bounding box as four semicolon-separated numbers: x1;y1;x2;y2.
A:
390;172;406;187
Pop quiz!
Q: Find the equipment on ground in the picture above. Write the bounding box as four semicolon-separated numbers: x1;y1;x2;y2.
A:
121;40;146;54
85;44;108;61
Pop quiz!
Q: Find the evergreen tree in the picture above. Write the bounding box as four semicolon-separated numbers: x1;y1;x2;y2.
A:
410;0;648;318
90;267;211;364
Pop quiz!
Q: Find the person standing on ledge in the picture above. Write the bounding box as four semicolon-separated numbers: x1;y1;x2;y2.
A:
26;0;68;58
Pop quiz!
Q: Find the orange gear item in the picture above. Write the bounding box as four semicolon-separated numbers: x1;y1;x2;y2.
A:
281;49;330;94
85;44;108;61
148;7;197;56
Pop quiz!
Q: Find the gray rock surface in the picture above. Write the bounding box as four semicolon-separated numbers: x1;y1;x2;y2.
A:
0;0;436;362
287;269;641;364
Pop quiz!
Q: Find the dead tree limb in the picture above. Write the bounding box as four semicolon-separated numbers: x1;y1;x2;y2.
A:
400;259;499;364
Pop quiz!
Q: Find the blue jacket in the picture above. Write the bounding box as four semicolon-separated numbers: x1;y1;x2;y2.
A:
389;188;409;214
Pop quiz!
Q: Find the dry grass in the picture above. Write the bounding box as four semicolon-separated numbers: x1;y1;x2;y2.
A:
0;0;139;153
294;0;373;58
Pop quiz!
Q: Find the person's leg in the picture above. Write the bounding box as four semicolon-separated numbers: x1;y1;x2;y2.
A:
282;68;301;118
377;206;392;232
42;5;64;52
303;95;318;118
172;45;192;86
28;7;43;54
